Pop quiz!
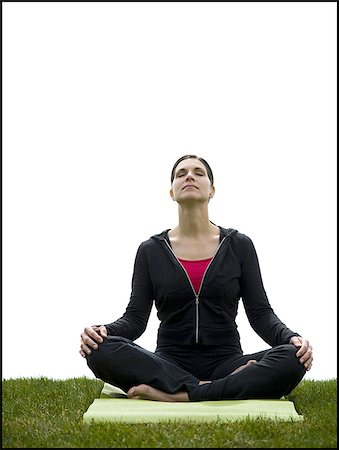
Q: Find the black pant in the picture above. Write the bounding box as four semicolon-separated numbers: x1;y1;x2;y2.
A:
86;336;306;401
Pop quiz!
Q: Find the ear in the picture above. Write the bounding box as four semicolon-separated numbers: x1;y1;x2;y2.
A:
170;189;175;201
210;185;215;198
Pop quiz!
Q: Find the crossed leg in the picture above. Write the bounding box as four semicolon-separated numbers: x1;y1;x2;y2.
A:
127;359;258;402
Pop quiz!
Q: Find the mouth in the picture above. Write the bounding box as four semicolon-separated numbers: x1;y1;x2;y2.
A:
183;185;198;190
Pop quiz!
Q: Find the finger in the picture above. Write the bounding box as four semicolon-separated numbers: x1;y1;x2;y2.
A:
79;347;88;357
79;349;87;358
81;342;94;355
83;327;103;345
80;334;99;351
84;326;101;340
94;327;107;342
300;352;313;371
99;326;107;338
301;354;312;365
306;361;313;371
299;346;313;363
85;339;99;350
304;357;313;370
296;347;306;358
296;341;309;357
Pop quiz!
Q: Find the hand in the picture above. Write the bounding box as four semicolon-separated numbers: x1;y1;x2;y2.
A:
79;325;108;358
289;336;313;371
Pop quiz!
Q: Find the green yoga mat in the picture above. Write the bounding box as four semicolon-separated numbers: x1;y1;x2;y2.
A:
83;383;303;423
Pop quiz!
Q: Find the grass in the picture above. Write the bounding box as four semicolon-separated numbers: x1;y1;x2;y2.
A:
2;377;337;448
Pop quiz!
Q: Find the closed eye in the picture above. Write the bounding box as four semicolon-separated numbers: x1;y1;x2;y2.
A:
177;171;205;177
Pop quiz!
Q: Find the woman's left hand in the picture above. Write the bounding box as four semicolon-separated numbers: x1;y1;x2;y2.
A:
289;336;313;371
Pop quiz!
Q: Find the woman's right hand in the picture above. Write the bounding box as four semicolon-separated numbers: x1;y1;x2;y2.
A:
79;325;108;358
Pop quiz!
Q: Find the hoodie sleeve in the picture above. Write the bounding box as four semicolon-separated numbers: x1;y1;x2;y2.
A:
104;242;154;340
238;234;300;347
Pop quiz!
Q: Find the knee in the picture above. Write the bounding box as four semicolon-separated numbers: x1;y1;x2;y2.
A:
86;340;107;374
282;343;301;360
272;343;298;358
281;343;299;358
274;344;306;376
86;335;131;373
279;344;307;393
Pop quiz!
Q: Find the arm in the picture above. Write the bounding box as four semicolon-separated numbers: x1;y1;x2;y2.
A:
239;235;300;347
79;243;154;358
103;242;154;340
238;234;313;371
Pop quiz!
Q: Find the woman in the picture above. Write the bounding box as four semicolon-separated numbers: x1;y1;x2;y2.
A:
80;154;313;402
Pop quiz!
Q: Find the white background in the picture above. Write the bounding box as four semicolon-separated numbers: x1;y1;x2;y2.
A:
3;2;337;381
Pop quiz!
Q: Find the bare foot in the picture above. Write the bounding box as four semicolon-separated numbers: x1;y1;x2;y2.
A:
127;384;189;402
231;359;257;375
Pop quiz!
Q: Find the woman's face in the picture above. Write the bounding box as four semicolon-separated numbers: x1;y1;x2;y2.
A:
170;158;215;204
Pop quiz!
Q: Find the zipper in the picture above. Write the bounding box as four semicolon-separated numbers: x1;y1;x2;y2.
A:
164;236;227;343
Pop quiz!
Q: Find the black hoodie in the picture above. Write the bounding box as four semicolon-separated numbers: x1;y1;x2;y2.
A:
104;226;299;353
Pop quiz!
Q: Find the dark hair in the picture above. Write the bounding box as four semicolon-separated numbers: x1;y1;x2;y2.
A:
170;155;214;185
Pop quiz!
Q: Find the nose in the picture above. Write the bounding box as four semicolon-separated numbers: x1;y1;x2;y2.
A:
186;173;195;181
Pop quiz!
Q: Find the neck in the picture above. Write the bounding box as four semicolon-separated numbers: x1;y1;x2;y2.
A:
172;204;217;238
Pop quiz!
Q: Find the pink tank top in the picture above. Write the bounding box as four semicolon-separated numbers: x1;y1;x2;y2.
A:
178;257;213;295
